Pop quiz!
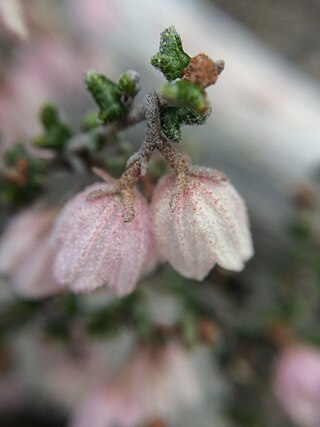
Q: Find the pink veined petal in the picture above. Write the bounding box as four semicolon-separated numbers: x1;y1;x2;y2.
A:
52;183;154;296
193;179;248;270
204;178;253;260
151;171;253;280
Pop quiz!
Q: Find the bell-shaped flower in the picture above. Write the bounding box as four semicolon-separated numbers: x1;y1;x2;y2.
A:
274;344;320;427
51;183;157;296
151;167;253;280
0;206;62;299
69;343;202;427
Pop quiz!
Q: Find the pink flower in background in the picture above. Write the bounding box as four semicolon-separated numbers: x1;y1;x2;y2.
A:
51;183;157;296
151;168;253;280
68;0;115;37
0;39;106;147
70;343;202;427
274;344;320;427
0;206;62;299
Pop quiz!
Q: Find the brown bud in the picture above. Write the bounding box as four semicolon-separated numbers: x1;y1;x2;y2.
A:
292;184;317;210
3;158;29;186
266;321;295;347
183;53;224;89
198;318;220;345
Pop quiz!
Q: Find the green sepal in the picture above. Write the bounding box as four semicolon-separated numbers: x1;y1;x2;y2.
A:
84;70;127;124
151;26;191;81
117;70;140;96
161;106;209;143
33;103;72;150
81;111;101;131
181;311;199;348
161;80;208;113
0;144;46;204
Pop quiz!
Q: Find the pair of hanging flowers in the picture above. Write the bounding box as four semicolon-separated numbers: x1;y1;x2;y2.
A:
51;155;253;297
51;33;254;298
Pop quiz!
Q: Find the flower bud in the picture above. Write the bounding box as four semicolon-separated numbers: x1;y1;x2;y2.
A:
274;344;320;427
151;170;253;280
51;183;157;296
0;207;62;299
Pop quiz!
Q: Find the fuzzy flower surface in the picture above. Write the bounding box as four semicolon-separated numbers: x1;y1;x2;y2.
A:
51;183;157;296
274;344;320;427
0;206;61;299
151;168;253;280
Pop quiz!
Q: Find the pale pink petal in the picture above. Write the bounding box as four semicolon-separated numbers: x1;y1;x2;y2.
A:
12;238;61;299
70;388;116;427
0;207;62;299
69;343;201;427
52;183;155;296
0;209;51;273
151;171;253;280
274;345;320;427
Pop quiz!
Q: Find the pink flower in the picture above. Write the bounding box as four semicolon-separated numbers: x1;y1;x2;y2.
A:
0;40;105;147
274;344;320;427
70;343;202;427
151;168;253;280
51;183;157;296
67;0;115;37
0;206;62;299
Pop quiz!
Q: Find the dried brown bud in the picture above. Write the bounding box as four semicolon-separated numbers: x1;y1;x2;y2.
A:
3;158;29;186
292;185;317;210
266;321;295;347
198;318;220;344
183;53;224;89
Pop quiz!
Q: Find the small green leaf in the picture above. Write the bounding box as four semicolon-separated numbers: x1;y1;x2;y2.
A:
118;70;140;96
33;103;72;150
151;26;191;81
161;79;208;113
81;111;101;131
288;218;313;242
161;106;209;143
0;144;46;204
181;311;199;348
84;70;127;124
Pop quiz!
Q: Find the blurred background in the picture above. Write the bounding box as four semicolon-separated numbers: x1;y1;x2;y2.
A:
1;1;320;426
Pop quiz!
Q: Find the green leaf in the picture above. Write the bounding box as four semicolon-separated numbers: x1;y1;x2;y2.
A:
160;106;209;143
33;103;72;150
117;70;140;96
0;145;46;204
161;79;208;113
288;218;313;242
151;26;191;81
84;70;127;124
81;111;101;131
181;311;199;347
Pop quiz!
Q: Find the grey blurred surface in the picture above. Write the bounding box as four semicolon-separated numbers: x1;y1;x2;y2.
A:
209;0;320;80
